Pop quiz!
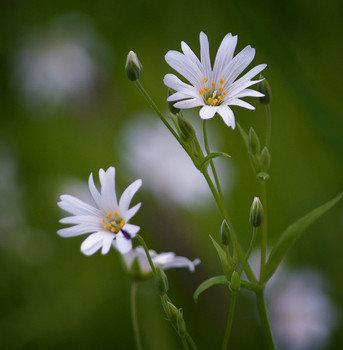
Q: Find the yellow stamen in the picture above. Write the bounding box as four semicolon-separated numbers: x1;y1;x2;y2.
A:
220;79;224;85
102;219;105;223
120;219;125;227
204;87;209;92
223;91;227;96
218;96;223;101
207;97;212;104
199;89;204;95
104;223;111;229
106;213;112;219
114;211;118;217
211;82;215;88
111;227;116;233
219;87;223;93
212;98;218;104
204;78;208;82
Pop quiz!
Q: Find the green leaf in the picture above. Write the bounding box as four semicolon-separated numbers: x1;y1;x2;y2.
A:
265;192;343;281
200;152;231;171
193;275;228;302
209;235;232;278
237;123;249;151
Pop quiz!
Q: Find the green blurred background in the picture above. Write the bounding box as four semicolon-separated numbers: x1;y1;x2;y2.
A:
0;0;342;349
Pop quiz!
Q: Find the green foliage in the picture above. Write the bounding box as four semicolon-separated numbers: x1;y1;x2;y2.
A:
193;275;228;303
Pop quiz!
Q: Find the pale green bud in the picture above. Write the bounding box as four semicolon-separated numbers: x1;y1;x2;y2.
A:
154;265;169;295
248;128;261;155
220;220;231;246
260;146;271;172
257;75;272;104
125;51;143;81
168;89;180;114
166;302;186;337
229;271;240;292
249;197;264;227
177;115;196;140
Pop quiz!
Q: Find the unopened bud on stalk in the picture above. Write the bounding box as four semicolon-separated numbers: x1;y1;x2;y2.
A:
168;89;181;114
257;75;272;104
249;197;264;227
229;271;240;292
125;51;143;81
167;302;186;337
248;128;261;155
260;146;271;172
220;220;231;246
154;265;169;295
177;115;196;140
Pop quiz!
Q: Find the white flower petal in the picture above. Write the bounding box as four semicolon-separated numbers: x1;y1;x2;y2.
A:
199;32;212;78
213;33;237;80
119;179;142;212
125;202;141;222
163;74;198;97
100;167;118;213
58;195;101;216
88;172;101;207
217;106;236;129
228;99;255;110
199;105;218;120
80;232;112;256
59;215;100;225
173;98;203;109
57;224;97;237
114;234;132;254
167;91;192;102
234;88;264;99
161;257;201;272
181;41;203;72
123;223;140;237
230;64;267;91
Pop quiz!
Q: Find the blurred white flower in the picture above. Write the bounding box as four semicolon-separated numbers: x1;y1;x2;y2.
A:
122;245;200;280
267;270;337;350
164;32;266;128
12;13;108;112
121;113;235;208
57;167;142;255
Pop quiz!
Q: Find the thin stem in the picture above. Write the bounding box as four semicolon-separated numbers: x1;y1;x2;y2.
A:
259;183;268;282
221;292;237;350
202;171;257;284
181;337;190;350
136;234;156;274
256;291;276;350
186;331;198;350
203;120;225;203
265;104;272;148
131;281;143;350
239;227;258;278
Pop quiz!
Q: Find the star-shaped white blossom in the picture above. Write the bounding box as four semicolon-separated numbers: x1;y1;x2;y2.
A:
164;32;266;129
57;167;142;255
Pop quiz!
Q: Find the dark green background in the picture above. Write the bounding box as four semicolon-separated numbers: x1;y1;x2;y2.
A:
0;0;342;349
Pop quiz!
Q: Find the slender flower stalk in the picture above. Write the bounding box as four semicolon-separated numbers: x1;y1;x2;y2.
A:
131;281;143;350
221;292;237;350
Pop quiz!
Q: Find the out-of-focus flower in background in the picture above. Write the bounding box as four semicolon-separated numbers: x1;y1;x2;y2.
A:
11;13;110;114
267;269;338;350
121;113;236;209
57;167;142;255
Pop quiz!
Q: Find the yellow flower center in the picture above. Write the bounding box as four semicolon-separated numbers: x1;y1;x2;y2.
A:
102;211;125;233
199;78;227;106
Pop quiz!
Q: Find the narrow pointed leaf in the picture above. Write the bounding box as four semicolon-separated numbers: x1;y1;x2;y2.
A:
237;122;249;151
193;275;228;302
209;235;232;278
200;152;231;171
265;192;343;281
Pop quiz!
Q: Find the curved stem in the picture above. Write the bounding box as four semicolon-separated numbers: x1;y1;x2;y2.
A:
259;183;268;282
239;227;258;278
131;281;143;350
136;234;156;274
256;291;276;350
221;292;237;350
265;104;272;148
203;120;225;203
186;331;198;350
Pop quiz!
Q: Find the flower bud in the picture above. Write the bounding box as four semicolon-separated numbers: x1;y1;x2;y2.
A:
166;302;186;337
220;220;231;246
249;197;264;227
154;265;169;295
229;271;240;292
257;75;272;104
260;146;271;172
168;89;180;114
248;128;260;155
125;51;143;81
177;115;196;140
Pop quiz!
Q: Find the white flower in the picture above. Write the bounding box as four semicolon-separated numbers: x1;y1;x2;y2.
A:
164;32;266;129
57;167;142;255
122;246;200;279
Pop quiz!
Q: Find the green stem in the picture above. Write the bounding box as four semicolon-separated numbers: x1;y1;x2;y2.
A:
256;291;276;350
131;281;143;350
221;292;237;350
185;331;198;350
136;234;156;274
202;171;257;284
265;104;272;148
239;227;258;278
203;120;225;203
259;183;268;282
